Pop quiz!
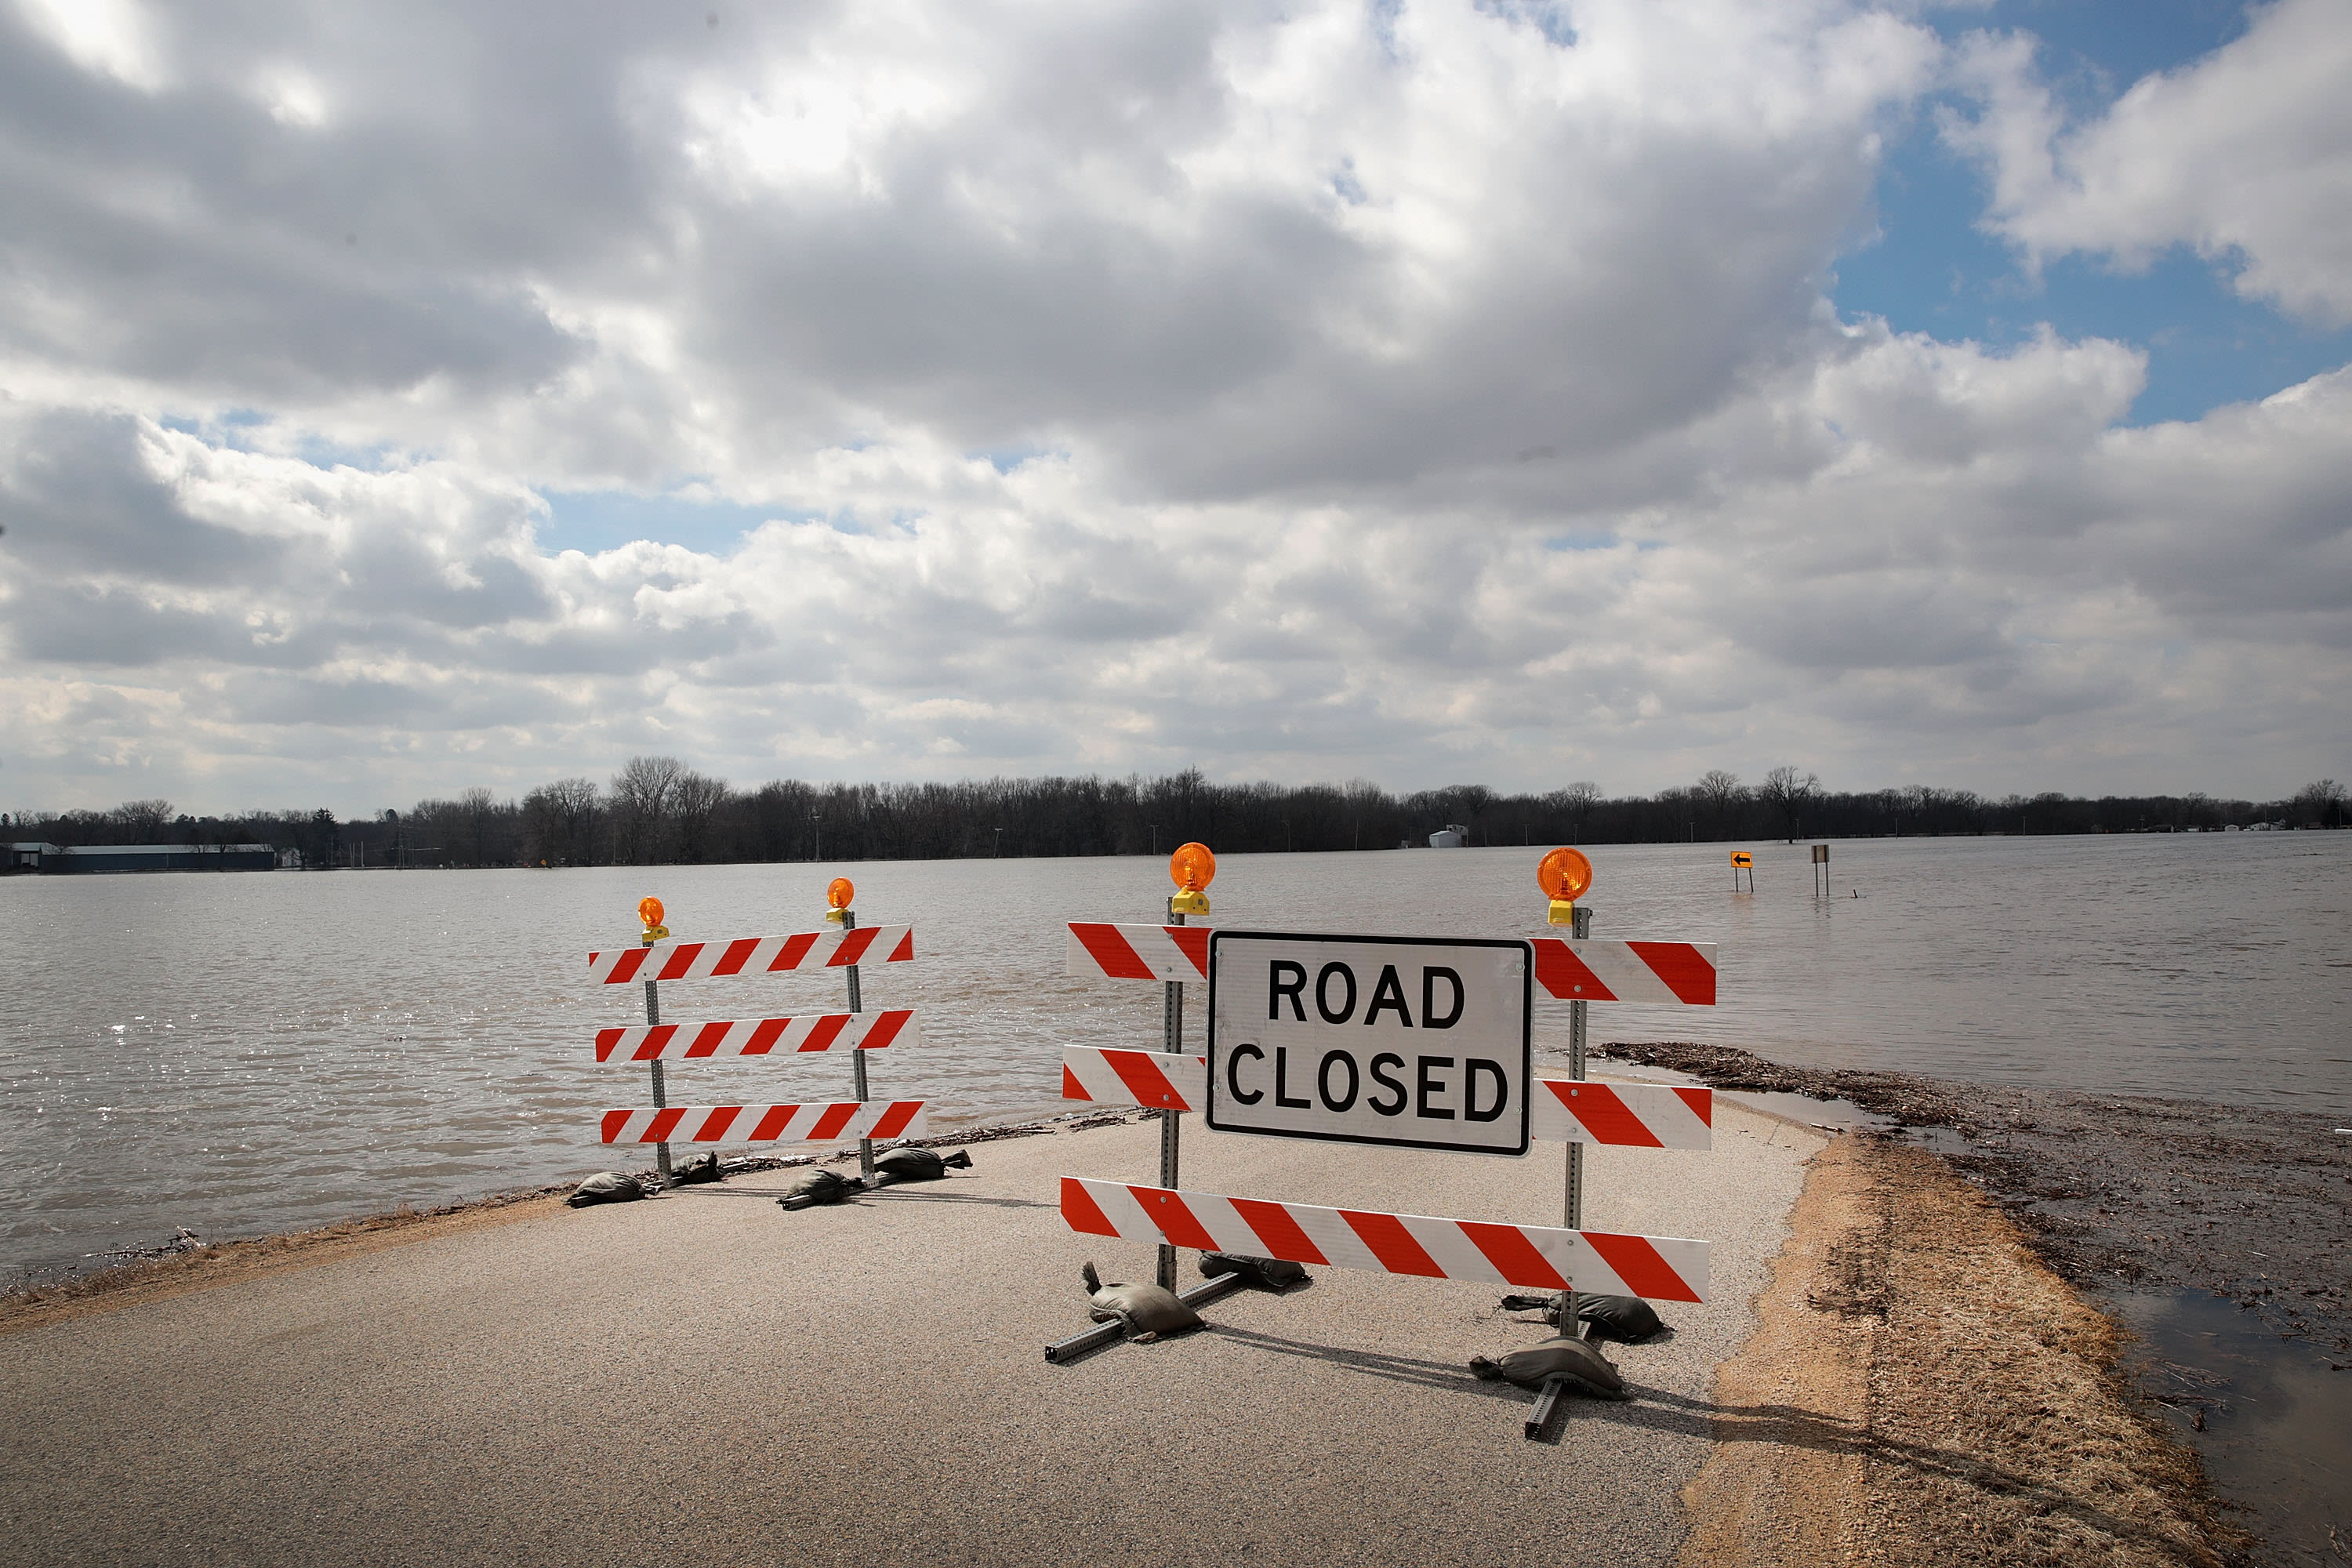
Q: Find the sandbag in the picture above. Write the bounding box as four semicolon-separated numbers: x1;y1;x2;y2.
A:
567;1171;644;1208
872;1146;971;1182
1469;1336;1629;1399
874;1146;946;1181
776;1167;865;1210
669;1152;722;1186
1080;1261;1203;1339
1577;1293;1664;1341
1200;1252;1308;1290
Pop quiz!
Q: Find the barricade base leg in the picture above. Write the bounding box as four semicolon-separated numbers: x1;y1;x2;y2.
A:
1524;1377;1569;1442
1043;1319;1124;1363
1044;1268;1261;1363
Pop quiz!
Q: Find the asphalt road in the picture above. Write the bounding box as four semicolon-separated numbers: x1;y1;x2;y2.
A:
1;1103;1821;1567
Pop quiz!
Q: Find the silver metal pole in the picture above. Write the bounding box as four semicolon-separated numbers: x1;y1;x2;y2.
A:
843;909;874;1181
644;977;672;1189
1157;906;1185;1291
1562;901;1591;1334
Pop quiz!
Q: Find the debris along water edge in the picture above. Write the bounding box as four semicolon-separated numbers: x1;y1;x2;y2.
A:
1610;1041;2350;1568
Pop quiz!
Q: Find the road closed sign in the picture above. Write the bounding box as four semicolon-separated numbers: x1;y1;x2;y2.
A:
1206;932;1533;1157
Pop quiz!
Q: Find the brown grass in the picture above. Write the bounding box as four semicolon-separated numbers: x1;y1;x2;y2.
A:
1679;1133;2241;1568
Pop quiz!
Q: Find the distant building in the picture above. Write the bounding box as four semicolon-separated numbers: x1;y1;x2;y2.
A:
8;843;278;874
1428;823;1469;848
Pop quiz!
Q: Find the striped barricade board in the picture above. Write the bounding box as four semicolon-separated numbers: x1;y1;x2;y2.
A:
1069;924;1713;1005
1530;938;1715;1005
1061;1047;1711;1149
1062;1046;1208;1112
586;926;915;988
1532;1079;1712;1150
1065;922;1211;983
595;1008;917;1063
1060;1177;1708;1303
599;1100;927;1145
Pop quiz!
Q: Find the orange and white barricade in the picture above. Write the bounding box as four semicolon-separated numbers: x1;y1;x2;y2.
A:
1060;1045;1713;1150
1061;1177;1708;1303
580;888;925;1185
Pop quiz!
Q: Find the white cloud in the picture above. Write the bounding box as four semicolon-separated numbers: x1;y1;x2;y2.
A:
12;0;169;92
1947;0;2352;325
0;1;2345;811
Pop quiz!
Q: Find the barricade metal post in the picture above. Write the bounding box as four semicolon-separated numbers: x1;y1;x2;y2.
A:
1157;906;1186;1291
1561;901;1590;1332
842;909;875;1182
643;975;672;1189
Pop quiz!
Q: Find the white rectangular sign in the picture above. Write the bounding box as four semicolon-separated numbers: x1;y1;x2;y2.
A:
1207;931;1533;1157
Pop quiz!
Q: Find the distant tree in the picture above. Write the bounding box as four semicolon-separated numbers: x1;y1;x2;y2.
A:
1653;786;1696;841
611;756;686;864
108;799;175;843
1756;766;1820;843
1342;778;1391;851
2295;779;2347;828
672;770;732;862
522;778;601;865
456;786;499;866
1548;780;1602;842
310;808;341;868
1694;771;1744;840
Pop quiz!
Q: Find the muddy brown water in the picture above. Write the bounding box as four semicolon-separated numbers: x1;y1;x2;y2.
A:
2118;1289;2350;1568
5;833;2346;1282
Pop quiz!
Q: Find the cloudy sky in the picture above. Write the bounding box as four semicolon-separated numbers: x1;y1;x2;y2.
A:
2;0;2346;815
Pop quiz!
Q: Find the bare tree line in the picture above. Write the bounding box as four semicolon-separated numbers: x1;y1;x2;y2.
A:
9;768;2345;868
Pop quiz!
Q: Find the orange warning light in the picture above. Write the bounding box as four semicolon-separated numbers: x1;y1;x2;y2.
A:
637;896;670;944
827;877;855;910
1537;847;1592;902
1537;846;1592;926
1168;841;1215;916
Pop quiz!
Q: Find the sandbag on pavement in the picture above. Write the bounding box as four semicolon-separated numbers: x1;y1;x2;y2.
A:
669;1152;722;1185
1577;1293;1664;1341
1200;1252;1308;1290
1081;1261;1203;1341
1470;1336;1631;1400
776;1167;865;1210
869;1146;973;1185
566;1171;645;1207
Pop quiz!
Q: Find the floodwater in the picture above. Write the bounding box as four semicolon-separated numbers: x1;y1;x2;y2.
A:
4;833;2348;1284
2117;1288;2352;1568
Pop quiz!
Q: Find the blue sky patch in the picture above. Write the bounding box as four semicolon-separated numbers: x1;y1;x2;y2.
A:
535;489;800;555
1835;1;2346;424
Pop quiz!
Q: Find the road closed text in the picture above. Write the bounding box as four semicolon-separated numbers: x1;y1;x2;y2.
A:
1207;933;1534;1156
